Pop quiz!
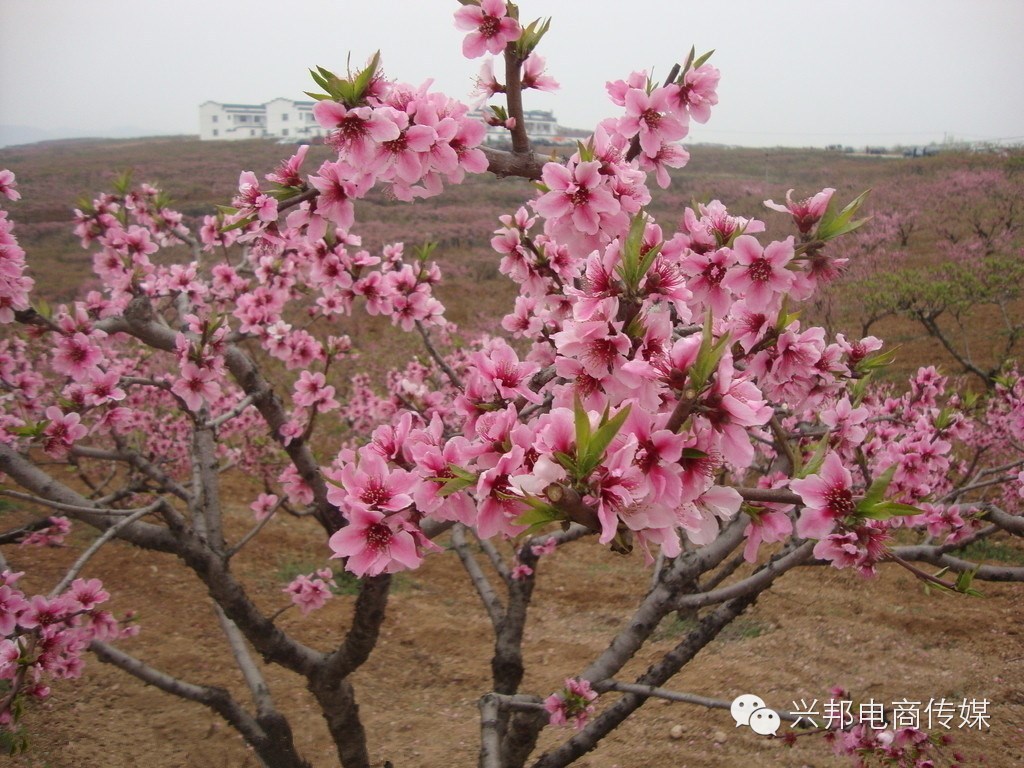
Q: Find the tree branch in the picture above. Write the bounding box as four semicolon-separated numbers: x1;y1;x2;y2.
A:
594;681;801;723
452;524;505;627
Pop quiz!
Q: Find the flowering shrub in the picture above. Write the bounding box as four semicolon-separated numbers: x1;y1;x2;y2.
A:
0;2;1021;766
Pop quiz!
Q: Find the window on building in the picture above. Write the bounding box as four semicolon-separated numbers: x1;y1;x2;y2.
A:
282;113;289;121
212;115;219;123
212;129;219;137
238;115;248;123
251;130;256;136
282;128;289;137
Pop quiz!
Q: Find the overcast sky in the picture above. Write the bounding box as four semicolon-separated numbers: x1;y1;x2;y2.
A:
1;0;1022;149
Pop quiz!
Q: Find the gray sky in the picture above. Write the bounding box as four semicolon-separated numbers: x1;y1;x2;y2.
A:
2;0;1022;148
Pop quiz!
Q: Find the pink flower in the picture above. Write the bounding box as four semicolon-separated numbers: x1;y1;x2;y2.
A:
534;160;620;236
509;563;533;580
472;57;503;102
85;370;126;406
265;145;309;188
250;493;279;521
812;525;889;576
521;54;559;92
764;188;835;234
308;160;361;229
790;452;856;539
721;235;795;311
314;103;402;165
674;63;720;124
51;333;104;381
617;85;688;158
65;578;110;612
544;678;599;730
0;638;19;678
454;0;522;59
328;507;423;577
0;585;29;635
472;340;542;404
329;450;418;514
283;573;333;614
293;371;340;412
530;538;558;557
679;246;736;317
742;508;794;562
0;170;20;202
42;408;87;458
232;171;278;223
171;362;222;412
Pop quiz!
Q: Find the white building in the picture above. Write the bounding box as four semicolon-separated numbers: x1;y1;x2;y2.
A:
198;102;266;141
263;98;328;142
199;99;328;142
201;101;570;146
477;109;570;147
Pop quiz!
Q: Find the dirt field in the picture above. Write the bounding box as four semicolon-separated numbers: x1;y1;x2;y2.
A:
6;493;1024;768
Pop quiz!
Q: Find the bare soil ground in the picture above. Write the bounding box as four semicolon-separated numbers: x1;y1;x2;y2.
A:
6;491;1024;768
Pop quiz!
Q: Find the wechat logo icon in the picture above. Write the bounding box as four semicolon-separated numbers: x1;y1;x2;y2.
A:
731;693;781;737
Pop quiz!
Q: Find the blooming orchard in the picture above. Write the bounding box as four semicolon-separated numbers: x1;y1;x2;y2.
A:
1;2;1022;766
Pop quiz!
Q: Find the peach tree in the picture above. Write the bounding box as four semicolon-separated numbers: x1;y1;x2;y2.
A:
1;2;1022;766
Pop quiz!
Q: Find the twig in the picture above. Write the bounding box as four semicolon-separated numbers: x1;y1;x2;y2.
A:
90;639;269;750
672;540;815;611
452;524;505;627
213;604;278;719
595;680;801;723
415;320;462;388
0;489;161;519
50;501;163;597
768;414;801;475
737;487;802;505
473;529;510;583
891;546;1024;582
980;504;1024;536
226;498;283;560
203;394;256;429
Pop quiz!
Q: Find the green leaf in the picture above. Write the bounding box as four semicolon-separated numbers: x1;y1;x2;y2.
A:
516;17;552;58
858;464;896;511
816;189;871;241
689;308;731;389
553;450;577;474
857;346;900;373
678;46;696;80
430;464;477;496
692;49;715;69
309;68;330;91
796;434;831;479
573;394;592;459
579;404;632;476
575;139;595;163
414;241;438;262
933;406;955;431
351;51;381;103
113;170;133;195
615;211;649;291
33;297;52;320
636;243;663;288
513;503;564;537
860;500;924;520
218;213;255;233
